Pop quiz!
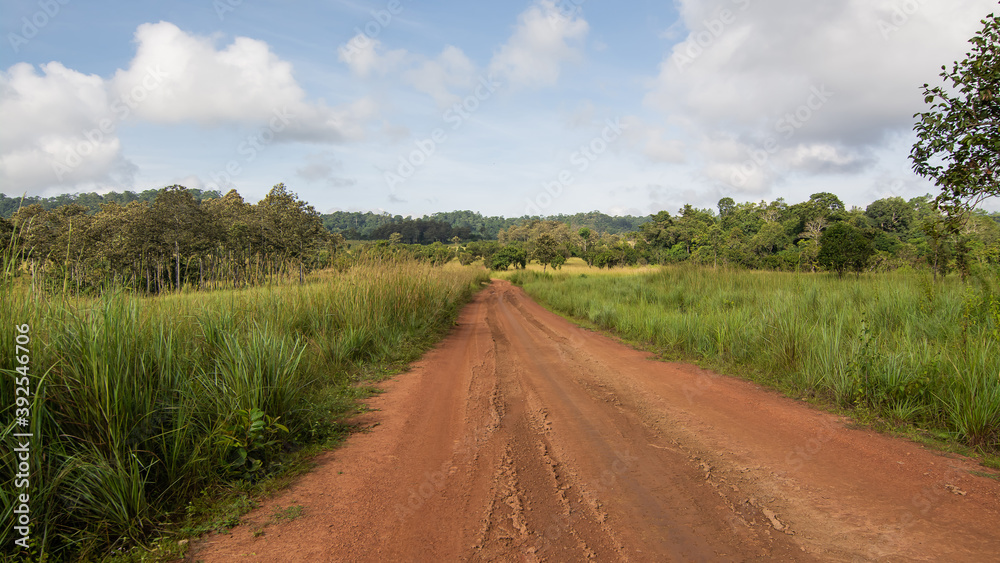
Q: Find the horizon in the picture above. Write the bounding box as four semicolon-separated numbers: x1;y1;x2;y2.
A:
2;184;967;222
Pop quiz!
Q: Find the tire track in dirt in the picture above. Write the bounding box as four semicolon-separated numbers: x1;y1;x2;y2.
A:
190;280;1000;562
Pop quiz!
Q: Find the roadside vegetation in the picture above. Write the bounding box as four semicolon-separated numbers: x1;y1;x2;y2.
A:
0;256;488;561
508;263;1000;457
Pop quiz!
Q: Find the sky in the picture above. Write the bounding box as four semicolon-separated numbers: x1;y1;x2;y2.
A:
1;0;998;218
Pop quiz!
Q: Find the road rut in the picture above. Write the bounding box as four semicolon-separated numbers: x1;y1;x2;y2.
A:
191;280;1000;562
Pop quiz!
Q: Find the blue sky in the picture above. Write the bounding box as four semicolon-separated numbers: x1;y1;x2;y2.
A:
2;0;997;217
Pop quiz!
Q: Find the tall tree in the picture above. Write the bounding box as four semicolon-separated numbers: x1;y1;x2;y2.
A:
865;197;914;234
911;11;1000;224
256;183;326;283
530;233;561;271
152;185;212;290
818;222;874;277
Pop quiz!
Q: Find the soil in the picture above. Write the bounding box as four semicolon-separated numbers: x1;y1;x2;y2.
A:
189;279;1000;562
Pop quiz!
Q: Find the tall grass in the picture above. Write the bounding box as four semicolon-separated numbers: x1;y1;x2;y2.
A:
511;266;1000;453
0;260;488;560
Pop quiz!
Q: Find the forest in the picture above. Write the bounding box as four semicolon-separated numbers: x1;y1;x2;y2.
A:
1;184;338;294
321;209;649;240
480;193;1000;277
4;186;999;296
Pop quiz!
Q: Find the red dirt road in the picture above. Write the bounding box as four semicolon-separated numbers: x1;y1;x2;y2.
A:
191;280;1000;562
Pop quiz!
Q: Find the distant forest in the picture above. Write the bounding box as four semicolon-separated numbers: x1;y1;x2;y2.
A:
0;191;649;241
3;187;999;287
323;210;649;240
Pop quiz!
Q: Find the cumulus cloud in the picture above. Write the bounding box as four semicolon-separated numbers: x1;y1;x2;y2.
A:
335;0;589;105
0;62;135;194
488;0;589;89
337;36;478;107
402;46;477;106
337;34;408;77
0;22;377;195
112;22;306;125
115;22;374;142
645;0;995;195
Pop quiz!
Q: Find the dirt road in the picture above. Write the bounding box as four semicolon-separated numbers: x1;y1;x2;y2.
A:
191;280;1000;562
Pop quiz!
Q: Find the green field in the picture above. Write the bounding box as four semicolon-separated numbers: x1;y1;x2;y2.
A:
4;251;999;560
508;263;1000;456
0;260;489;560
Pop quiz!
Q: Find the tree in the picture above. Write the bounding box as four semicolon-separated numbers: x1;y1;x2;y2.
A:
752;221;789;256
257;184;327;283
0;216;12;252
152;186;211;291
639;211;675;249
577;227;592;254
865;197;914;234
718;197;735;218
818;222;874;277
490;243;527;270
531;233;560;271
911;11;1000;224
806;192;845;215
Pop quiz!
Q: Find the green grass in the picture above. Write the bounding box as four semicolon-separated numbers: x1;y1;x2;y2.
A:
0;259;489;561
509;265;1000;456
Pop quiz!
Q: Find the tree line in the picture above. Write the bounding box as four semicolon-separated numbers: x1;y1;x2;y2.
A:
5;191;651;242
1;184;341;294
5;185;999;290
323;209;649;240
0;188;222;218
473;193;1000;278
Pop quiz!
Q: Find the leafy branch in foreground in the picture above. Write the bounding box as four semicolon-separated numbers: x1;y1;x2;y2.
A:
911;10;1000;226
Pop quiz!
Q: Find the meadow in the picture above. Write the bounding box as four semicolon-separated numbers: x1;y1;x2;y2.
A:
0;260;489;561
507;260;1000;456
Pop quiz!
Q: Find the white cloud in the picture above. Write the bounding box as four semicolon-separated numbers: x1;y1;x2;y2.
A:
402;45;476;106
0;62;134;194
782;143;874;175
645;0;995;195
488;0;589;89
112;22;304;125
337;34;408;77
1;22;377;195
295;151;357;188
620;116;686;164
336;36;479;107
115;22;375;142
333;0;589;108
